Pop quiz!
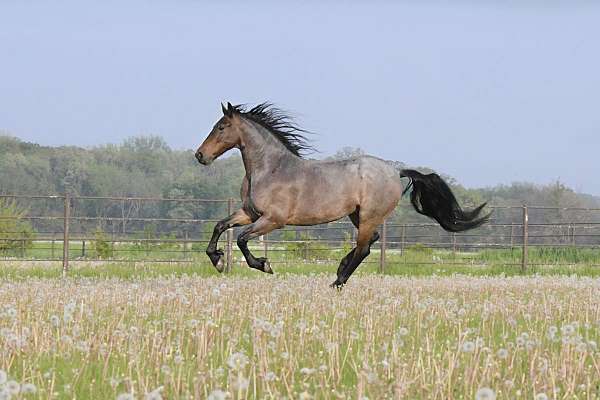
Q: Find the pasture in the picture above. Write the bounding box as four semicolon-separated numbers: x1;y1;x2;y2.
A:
2;267;600;399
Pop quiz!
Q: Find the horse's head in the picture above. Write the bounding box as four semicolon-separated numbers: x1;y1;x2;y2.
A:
195;102;243;165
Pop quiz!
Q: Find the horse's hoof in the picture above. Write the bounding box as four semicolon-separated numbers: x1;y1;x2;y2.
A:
257;258;273;274
215;257;225;273
207;249;225;272
330;280;344;290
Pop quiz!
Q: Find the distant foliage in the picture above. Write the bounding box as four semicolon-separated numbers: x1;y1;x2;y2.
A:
93;228;113;259
0;199;36;253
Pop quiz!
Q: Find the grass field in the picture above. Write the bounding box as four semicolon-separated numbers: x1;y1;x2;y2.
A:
2;266;600;399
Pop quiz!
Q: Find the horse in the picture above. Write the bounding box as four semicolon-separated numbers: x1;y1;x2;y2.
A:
195;102;489;287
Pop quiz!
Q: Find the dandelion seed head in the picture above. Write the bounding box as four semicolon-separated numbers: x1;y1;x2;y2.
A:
207;390;227;400
475;387;496;400
462;341;475;353
227;352;249;370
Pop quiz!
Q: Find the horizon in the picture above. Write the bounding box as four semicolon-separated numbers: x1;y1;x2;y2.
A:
1;1;599;194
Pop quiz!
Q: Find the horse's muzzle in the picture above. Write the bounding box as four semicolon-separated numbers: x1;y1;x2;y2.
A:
195;151;209;165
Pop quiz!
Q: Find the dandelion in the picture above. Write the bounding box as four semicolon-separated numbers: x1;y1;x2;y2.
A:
116;393;135;400
174;355;184;365
496;349;508;359
398;327;409;336
0;370;6;385
50;315;60;327
350;331;360;340
233;376;249;390
144;387;163;400
535;393;548;400
264;371;276;382
300;367;315;376
5;381;20;395
207;389;227;400
475;387;496;400
227;352;249;370
561;324;575;336
160;365;171;375
462;341;475;353
299;392;313;400
21;383;37;394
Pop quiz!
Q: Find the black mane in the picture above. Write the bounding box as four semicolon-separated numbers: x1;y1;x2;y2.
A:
234;102;314;157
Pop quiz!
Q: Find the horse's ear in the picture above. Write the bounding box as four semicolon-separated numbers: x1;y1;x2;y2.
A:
227;102;237;115
221;102;229;116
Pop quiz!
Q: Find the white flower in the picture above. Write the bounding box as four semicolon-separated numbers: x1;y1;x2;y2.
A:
144;387;163;400
398;327;409;336
207;389;227;400
227;352;249;370
496;349;508;359
21;383;37;394
475;387;496;400
561;324;575;336
160;365;171;375
50;315;60;327
174;355;184;365
535;393;548;400
116;393;135;400
0;370;6;385
462;341;475;353
233;376;249;390
299;392;313;400
264;371;276;382
6;381;20;395
300;367;315;376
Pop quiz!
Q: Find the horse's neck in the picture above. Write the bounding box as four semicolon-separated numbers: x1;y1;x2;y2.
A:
239;123;298;179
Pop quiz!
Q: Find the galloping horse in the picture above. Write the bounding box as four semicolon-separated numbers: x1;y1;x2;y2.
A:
196;102;489;287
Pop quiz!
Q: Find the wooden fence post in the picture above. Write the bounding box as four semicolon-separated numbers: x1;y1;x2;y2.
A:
62;193;71;277
400;225;406;256
226;198;234;273
379;220;387;273
184;231;189;260
521;205;528;273
264;233;268;258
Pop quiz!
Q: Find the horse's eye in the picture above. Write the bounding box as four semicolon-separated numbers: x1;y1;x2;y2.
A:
218;125;225;131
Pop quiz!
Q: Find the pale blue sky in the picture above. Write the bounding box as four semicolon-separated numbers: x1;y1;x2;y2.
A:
1;1;599;194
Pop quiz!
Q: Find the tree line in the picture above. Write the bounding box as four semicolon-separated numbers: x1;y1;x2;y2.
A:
1;134;598;245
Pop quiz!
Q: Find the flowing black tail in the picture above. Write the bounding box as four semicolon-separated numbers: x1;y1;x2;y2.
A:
400;169;491;232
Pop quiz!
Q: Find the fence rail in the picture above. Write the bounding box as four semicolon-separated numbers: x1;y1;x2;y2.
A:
2;194;600;274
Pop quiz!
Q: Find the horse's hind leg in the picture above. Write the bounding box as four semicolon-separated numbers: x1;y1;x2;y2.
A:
336;212;379;277
331;222;379;288
237;216;282;274
206;209;252;272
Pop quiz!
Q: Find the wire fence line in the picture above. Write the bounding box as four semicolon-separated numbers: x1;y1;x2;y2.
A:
1;194;600;275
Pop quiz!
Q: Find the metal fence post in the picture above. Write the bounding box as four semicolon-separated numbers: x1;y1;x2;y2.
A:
521;205;528;273
62;193;71;277
226;198;234;273
379;219;387;273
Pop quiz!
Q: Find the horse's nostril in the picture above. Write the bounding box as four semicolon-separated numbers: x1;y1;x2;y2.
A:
195;151;204;162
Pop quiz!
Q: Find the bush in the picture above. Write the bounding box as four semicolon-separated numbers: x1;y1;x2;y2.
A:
93;228;113;259
0;199;35;254
406;243;433;255
283;231;330;261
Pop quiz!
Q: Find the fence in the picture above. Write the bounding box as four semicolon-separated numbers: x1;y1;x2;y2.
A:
1;194;600;275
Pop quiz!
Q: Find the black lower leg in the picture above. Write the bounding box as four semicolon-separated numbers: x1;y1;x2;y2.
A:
335;231;379;277
237;231;272;274
206;220;228;268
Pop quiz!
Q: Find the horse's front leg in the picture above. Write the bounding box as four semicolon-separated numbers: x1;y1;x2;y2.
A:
237;216;282;274
206;209;252;272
